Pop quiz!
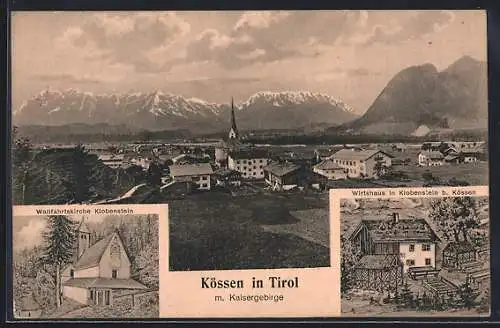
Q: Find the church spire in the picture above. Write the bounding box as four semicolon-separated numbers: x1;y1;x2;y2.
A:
228;97;239;140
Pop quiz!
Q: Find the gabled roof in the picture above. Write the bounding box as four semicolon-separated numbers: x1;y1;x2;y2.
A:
228;148;269;160
74;233;115;270
419;151;444;159
351;217;438;243
355;255;401;270
314;159;345;170
62;277;147;290
330;149;393;161
77;218;91;234
16;294;41;311
443;241;476;254
263;162;300;177
169;163;214;177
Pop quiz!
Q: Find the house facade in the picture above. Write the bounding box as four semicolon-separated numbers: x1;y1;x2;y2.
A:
349;213;439;275
418;151;445;166
61;220;147;306
169;163;214;190
263;162;301;191
313;158;348;180
329;149;393;179
228;149;270;180
98;154;125;169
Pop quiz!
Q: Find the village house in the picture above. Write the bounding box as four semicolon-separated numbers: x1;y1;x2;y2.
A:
61;220;147;306
169;163;214;191
349;212;440;288
313;158;348;180
98;154;125;169
418;151;445;166
263;162;302;191
228;148;270;180
314;148;336;163
213;168;242;187
329;149;393;179
14;294;42;318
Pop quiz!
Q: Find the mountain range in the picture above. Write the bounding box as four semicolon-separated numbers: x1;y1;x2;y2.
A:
13;90;356;133
13;56;487;136
340;55;488;135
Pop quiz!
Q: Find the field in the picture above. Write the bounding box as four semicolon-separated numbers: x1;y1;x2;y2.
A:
396;162;489;185
168;190;330;271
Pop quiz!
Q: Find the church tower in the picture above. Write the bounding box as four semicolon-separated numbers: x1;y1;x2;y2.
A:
76;217;91;259
228;97;239;140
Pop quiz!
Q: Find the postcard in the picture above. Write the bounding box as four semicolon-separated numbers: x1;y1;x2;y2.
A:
330;186;490;317
12;204;166;319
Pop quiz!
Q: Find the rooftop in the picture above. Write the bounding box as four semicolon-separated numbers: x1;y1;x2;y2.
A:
314;158;345;170
443;241;476;253
263;161;301;177
169;163;214;177
62;278;148;290
420;151;444;159
16;294;41;311
354;254;401;270
331;149;392;161
74;233;115;270
228;148;269;160
352;217;438;242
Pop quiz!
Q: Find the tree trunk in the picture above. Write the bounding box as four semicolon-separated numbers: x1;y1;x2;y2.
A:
55;262;61;308
462;229;469;242
453;229;460;242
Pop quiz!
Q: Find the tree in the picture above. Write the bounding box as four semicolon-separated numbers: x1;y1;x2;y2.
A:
373;156;388;179
341;236;362;295
146;162;162;186
70;145;100;203
12;126;33;204
42;216;76;307
429;197;480;242
400;280;414;308
457;278;480;309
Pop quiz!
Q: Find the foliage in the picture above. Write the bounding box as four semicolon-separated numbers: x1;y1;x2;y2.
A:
447;177;470;186
457;279;481;309
146;162;162;186
341;236;362;294
477;289;490;313
42;215;76;307
429;197;480;242
422;170;440;186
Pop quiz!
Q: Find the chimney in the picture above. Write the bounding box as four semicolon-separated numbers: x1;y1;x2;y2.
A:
392;212;400;223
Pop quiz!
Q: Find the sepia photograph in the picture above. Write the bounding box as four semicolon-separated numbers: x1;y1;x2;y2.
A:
339;193;490;316
11;10;487;271
12;209;160;319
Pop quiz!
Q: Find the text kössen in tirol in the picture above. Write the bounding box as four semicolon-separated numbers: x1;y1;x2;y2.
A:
202;277;299;289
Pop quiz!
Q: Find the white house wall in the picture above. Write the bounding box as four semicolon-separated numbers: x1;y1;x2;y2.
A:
63;286;89;305
399;242;435;273
99;234;131;279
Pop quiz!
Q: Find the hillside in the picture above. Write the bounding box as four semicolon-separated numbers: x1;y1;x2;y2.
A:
13;90;357;132
341;56;488;135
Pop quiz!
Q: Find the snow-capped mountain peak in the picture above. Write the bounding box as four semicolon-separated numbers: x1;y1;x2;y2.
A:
14;88;358;131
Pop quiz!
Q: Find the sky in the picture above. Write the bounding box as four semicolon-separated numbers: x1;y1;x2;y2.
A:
11;10;487;114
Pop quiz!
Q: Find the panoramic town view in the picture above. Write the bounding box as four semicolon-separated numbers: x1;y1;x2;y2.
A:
11;10;487;279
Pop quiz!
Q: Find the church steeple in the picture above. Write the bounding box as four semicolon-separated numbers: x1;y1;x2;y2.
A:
76;217;91;260
228;97;239;140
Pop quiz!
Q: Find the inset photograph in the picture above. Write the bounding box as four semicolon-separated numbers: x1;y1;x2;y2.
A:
13;213;159;319
340;195;490;316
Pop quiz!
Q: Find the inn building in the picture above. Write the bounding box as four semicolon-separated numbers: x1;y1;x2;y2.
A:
329;149;393;179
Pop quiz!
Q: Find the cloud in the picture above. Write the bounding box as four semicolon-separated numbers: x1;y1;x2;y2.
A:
35;73;103;84
56;12;190;73
349;10;455;46
14;218;46;251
